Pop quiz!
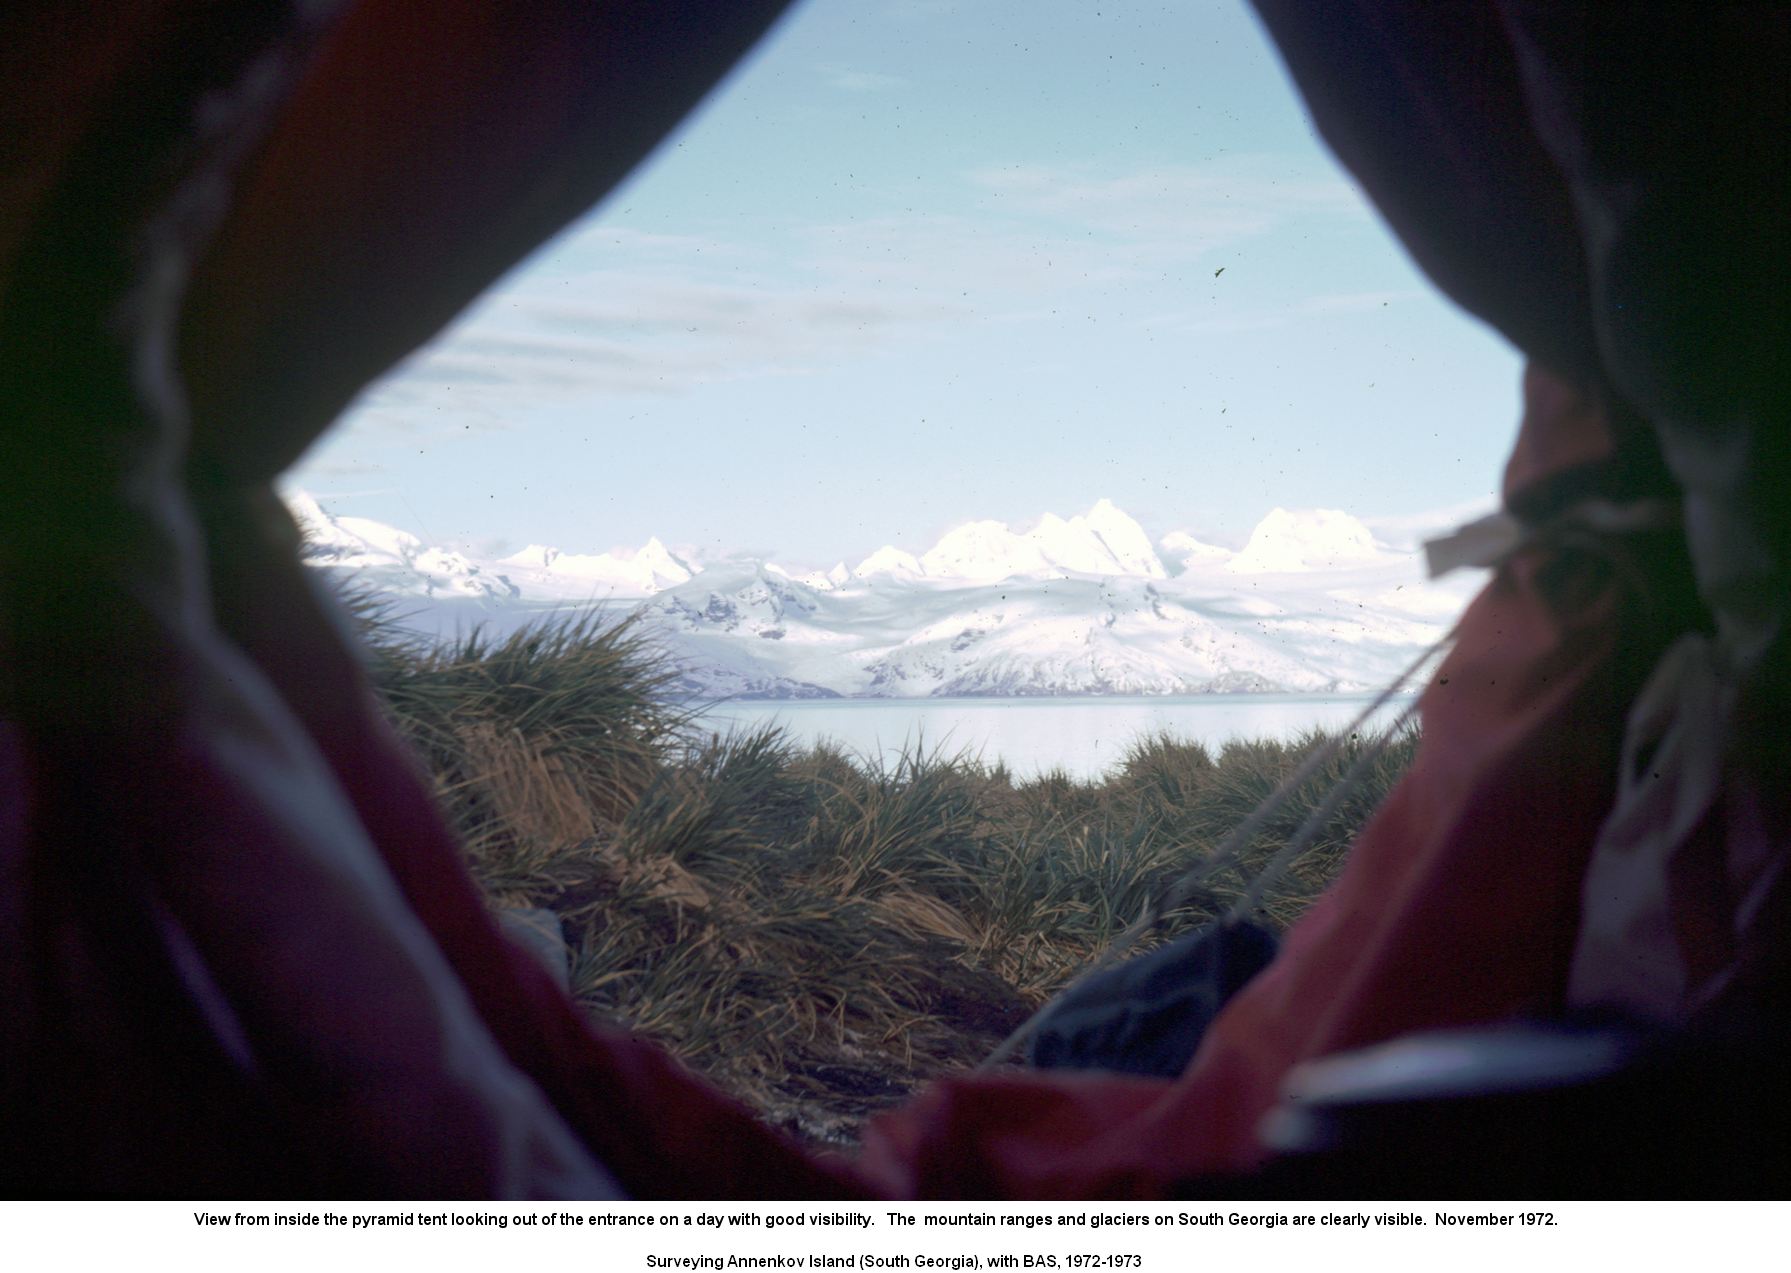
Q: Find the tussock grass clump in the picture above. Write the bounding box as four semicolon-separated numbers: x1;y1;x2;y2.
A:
361;605;1417;1143
366;610;686;894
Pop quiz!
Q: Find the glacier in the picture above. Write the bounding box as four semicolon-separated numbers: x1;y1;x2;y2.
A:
288;492;1485;701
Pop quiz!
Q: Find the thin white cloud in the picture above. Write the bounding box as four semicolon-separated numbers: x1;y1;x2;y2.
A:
297;461;390;480
340;153;1377;437
819;64;909;92
1295;288;1428;315
885;0;957;18
1138;287;1432;337
1150;310;1288;336
970;156;1364;249
342;267;968;430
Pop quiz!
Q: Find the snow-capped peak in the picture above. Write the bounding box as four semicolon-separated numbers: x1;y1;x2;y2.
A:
767;559;855;591
282;489;516;603
1225;507;1386;573
499;535;694;596
1076;498;1167;578
285;489;333;539
865;500;1167;584
853;545;925;579
634;537;695;582
505;544;560;570
920;519;1054;580
288;486;1471;706
1159;530;1232;573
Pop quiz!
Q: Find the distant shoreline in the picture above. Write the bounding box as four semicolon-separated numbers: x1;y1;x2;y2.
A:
676;689;1417;705
691;691;1419;783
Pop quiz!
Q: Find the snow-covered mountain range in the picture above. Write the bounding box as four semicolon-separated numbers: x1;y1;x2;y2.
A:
289;492;1482;700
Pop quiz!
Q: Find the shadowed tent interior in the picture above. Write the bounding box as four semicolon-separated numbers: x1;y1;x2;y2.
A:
2;0;1788;1197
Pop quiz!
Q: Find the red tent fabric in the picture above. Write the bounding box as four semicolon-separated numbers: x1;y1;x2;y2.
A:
2;1;1782;1196
854;364;1702;1196
2;0;845;1199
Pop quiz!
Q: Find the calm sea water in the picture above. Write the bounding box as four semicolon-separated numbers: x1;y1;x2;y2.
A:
691;694;1413;781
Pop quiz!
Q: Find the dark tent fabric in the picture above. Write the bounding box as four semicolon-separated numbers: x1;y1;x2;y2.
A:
2;0;1785;1197
854;364;1707;1196
1;0;851;1199
1249;1;1791;1031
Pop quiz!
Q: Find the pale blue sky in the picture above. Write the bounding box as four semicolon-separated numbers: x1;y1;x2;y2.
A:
290;0;1522;568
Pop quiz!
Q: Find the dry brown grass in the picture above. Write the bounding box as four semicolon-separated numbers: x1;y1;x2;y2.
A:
359;605;1417;1143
